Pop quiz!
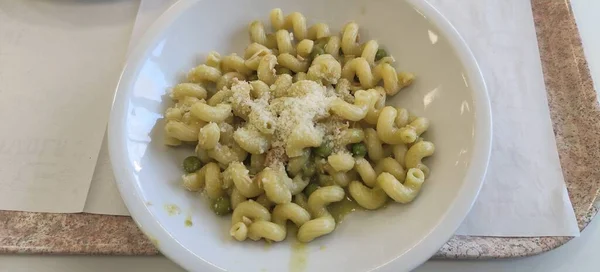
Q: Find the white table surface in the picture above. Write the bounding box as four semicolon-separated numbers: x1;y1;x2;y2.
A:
0;0;598;271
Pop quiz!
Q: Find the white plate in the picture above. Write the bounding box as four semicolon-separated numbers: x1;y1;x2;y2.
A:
108;0;492;271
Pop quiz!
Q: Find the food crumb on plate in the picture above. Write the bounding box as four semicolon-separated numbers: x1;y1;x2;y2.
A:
184;215;193;227
164;204;181;216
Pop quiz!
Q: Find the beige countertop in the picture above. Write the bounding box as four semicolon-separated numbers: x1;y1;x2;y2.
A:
0;216;598;272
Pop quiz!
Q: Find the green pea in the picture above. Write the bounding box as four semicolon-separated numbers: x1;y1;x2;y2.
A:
183;156;202;173
210;196;232;216
302;161;316;178
314;141;333;157
310;46;325;59
248;73;259;81
304;183;320;197
375;48;388;61
351;143;367;157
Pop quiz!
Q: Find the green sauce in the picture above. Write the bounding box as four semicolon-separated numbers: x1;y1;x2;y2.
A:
328;195;362;224
263;241;272;251
288;225;308;272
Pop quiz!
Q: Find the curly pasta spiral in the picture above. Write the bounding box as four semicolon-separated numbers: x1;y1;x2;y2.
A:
249;20;277;48
298;186;345;242
270;9;307;40
341;22;362;56
270;8;331;41
342;58;411;95
181;162;224;199
349;160;428;209
246;203;311;241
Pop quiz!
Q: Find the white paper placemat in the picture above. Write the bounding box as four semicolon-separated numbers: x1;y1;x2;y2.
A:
0;0;137;212
429;0;578;236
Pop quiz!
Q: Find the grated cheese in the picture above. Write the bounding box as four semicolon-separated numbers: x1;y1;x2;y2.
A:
229;79;335;166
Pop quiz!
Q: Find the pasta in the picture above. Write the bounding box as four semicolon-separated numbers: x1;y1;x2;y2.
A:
188;64;222;83
231;200;271;225
287;149;311;176
298;186;345;242
216;72;246;91
329;89;378;121
245;203;311;241
198;122;220;149
374;157;406;181
287;175;310;195
296;39;314;58
257;54;278;85
270;9;306;39
286;123;324;157
207;142;248;165
233;125;271;154
230;222;248;241
338;128;364;144
171;83;207;100
392;144;408;167
307;54;342;85
348;181;388;210
258;167;292;204
162;8;433;245
223;162;263;198
377;106;424;144
270;74;294;98
322;164;351;187
230;188;247;210
221;54;252;75
247;220;287;241
354;157;377;187
164;120;200;142
190;102;232;122
341;22;362;56
405;141;435;177
205;51;221;68
249;21;276;48
277;53;309;73
378;168;426;203
324;36;341;59
364;128;385;161
201;162;225;200
327;153;355;172
275;29;296;55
